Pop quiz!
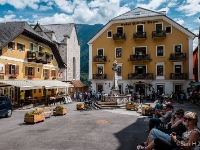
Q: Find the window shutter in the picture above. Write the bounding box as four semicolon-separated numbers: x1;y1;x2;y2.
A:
51;70;53;77
12;42;15;50
43;69;45;77
16;65;19;75
5;64;10;75
33;67;35;76
25;67;28;76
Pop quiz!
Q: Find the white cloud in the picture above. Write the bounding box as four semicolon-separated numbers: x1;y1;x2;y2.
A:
136;0;167;10
35;13;74;25
0;0;40;9
7;10;13;14
173;18;184;25
176;0;200;16
39;5;53;11
54;0;76;13
0;14;28;22
167;0;178;7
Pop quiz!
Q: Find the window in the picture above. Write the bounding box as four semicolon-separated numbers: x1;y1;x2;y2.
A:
157;65;163;76
117;66;122;76
134;11;141;15
30;43;38;51
115;48;122;58
0;64;3;73
135;47;146;55
9;65;16;74
73;57;76;79
7;42;15;50
97;49;103;57
43;69;49;77
135;66;146;74
166;26;171;33
155;23;162;32
39;46;43;52
107;31;112;38
137;25;143;32
51;70;56;77
0;97;6;104
28;67;34;75
117;27;123;35
97;66;103;74
17;43;24;51
37;67;40;73
157;46;164;56
174;45;181;53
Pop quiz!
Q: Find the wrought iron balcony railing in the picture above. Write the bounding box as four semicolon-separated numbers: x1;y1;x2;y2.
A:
169;53;186;61
113;33;126;41
27;51;36;62
128;73;153;80
152;30;166;38
170;73;187;80
93;56;107;62
133;32;146;39
130;54;151;62
93;74;107;79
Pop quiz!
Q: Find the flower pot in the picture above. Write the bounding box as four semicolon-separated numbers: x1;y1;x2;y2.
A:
76;103;85;110
24;113;45;123
126;103;138;111
142;108;151;116
55;108;67;115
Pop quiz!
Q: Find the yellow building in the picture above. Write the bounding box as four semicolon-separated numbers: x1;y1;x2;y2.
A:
88;7;196;96
0;21;70;104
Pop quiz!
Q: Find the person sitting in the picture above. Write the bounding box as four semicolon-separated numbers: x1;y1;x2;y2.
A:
137;109;186;149
149;99;163;117
140;111;200;150
146;104;173;132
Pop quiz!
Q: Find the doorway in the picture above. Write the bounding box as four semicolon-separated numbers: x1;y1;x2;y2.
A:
174;85;181;94
25;90;32;97
135;66;146;74
97;84;103;93
135;84;145;96
175;65;181;73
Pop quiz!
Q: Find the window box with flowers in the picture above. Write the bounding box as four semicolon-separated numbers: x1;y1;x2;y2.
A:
39;51;44;56
52;76;56;80
28;75;34;79
9;74;17;79
44;76;49;80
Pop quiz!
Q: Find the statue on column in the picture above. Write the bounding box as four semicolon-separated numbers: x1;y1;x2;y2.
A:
112;60;119;90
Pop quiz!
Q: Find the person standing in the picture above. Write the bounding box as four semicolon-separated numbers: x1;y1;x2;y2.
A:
20;90;25;107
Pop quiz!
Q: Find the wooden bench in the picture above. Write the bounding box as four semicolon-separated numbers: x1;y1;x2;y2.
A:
36;107;52;118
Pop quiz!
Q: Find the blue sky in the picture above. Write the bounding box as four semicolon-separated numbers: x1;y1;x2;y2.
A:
0;0;199;48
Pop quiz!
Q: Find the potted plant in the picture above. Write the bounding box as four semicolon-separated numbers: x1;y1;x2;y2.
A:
76;103;85;110
39;51;44;56
24;110;45;123
28;75;34;79
9;74;17;79
126;102;138;111
54;105;66;115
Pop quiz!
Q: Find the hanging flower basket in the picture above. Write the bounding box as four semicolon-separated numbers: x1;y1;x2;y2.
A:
28;75;34;79
9;74;17;79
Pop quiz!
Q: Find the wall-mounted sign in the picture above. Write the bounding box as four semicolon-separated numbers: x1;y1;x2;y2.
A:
121;20;158;26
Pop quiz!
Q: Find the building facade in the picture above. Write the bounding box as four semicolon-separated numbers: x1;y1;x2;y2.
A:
88;7;196;95
41;24;84;93
0;21;68;104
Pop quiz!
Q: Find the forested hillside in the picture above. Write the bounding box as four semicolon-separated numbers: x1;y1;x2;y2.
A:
76;24;104;85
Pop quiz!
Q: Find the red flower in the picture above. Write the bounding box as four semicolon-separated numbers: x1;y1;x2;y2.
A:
28;75;34;79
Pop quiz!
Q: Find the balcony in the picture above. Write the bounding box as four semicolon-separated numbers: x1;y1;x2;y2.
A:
133;32;146;40
35;51;46;63
128;73;153;80
27;51;36;62
93;74;107;79
169;53;186;61
170;73;187;80
152;30;166;38
113;33;126;41
130;54;151;62
93;56;107;63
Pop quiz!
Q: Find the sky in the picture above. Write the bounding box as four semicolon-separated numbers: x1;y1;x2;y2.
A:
0;0;199;49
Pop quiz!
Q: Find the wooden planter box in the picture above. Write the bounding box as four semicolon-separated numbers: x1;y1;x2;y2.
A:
126;104;138;111
98;102;116;105
76;103;85;110
142;108;151;116
55;108;67;115
24;113;45;123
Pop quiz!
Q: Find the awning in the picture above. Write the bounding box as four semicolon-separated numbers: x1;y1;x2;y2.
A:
29;80;73;89
71;80;85;88
0;80;42;90
190;82;200;87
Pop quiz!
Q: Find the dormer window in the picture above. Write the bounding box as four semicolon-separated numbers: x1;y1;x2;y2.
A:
134;11;141;15
7;41;15;50
17;43;24;51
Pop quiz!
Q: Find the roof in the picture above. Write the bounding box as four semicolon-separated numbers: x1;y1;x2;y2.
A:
0;21;66;68
41;23;75;43
71;80;85;87
88;7;196;44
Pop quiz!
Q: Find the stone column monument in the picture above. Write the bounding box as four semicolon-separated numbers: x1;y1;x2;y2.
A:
111;60;120;96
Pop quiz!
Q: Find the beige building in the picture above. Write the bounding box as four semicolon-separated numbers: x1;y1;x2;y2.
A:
87;7;196;95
